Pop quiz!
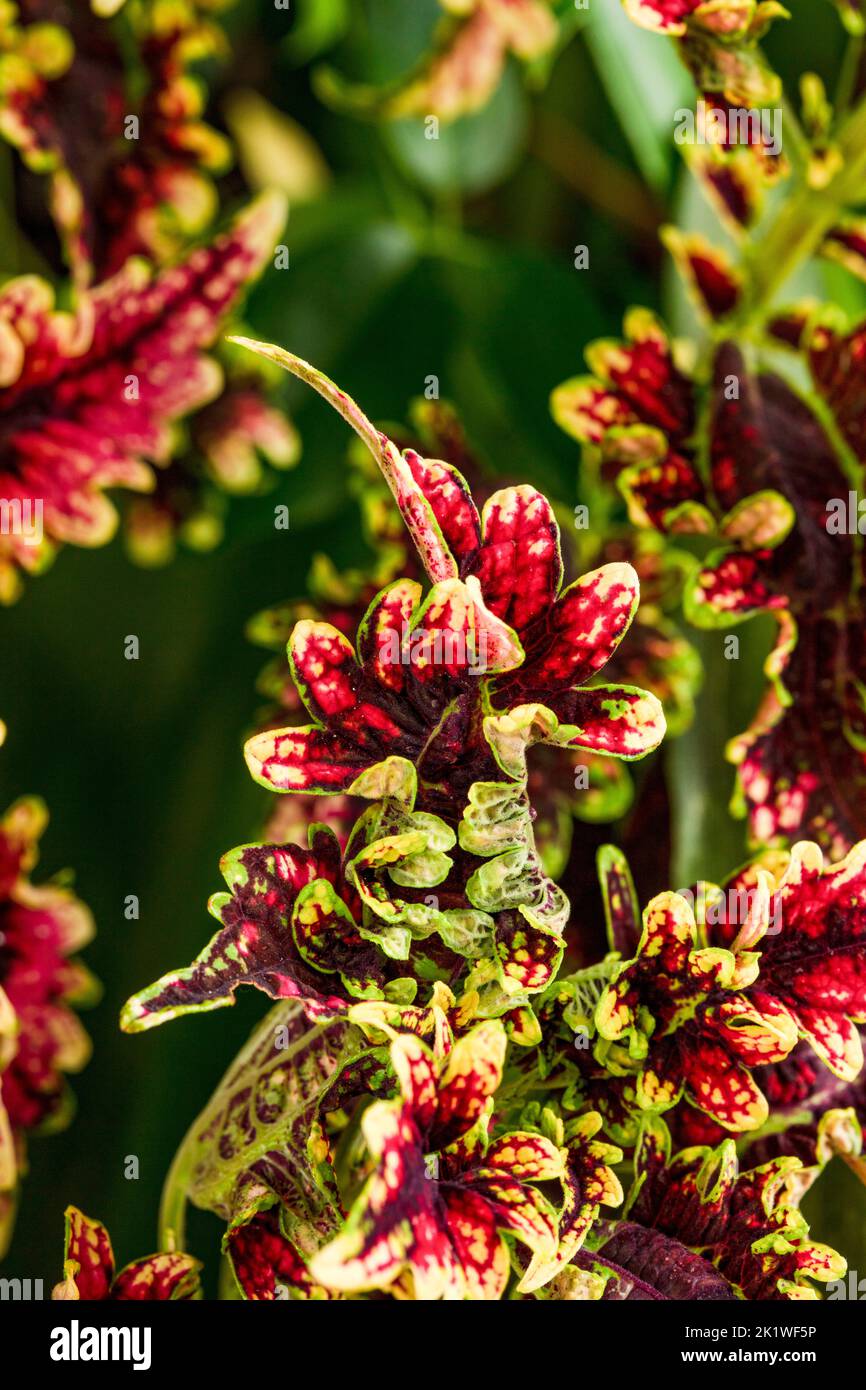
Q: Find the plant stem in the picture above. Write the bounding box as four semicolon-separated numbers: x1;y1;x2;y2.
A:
158;1134;192;1253
778;95;810;173
743;93;866;316
218;1253;241;1300
835;34;864;116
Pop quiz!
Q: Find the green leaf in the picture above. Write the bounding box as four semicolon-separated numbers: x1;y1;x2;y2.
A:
159;1002;383;1246
382;66;529;196
584;2;691;193
283;0;352;66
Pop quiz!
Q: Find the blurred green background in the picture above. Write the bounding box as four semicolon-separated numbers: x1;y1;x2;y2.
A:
2;0;865;1290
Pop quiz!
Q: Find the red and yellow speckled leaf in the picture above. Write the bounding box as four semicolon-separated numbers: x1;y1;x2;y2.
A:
437;1186;511;1299
472;486;562;636
485;687;665;781
410;577;524;679
796;1008;864;1079
54;1207;201;1301
494;908;565;995
618;447;708;532
636;1065;683;1112
288;621;361;724
111;1253;201;1301
626;889;700;968
498;562;640;699
402;450;481;569
466;1168;559;1264
550;375;633;446
227;1210;332;1301
704;991;799;1067
430;1020;507;1151
120;837;367;1032
552;307;707;541
597;844;642;957
619;1117;846;1299
596;897;692;1053
546;685;667;759
582;309;694;442
686;548;789;627
0;193;286;601
357;579;423;691
292;879;384;1000
680;1038;770;1132
390;1033;439;1133
58;1206;114;1300
483;1131;563;1181
521;1113;623;1291
245;725;374;795
309;1101;461;1297
662;228;742;320
715;839;866;1076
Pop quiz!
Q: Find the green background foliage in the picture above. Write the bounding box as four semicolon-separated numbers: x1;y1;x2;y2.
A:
3;0;865;1290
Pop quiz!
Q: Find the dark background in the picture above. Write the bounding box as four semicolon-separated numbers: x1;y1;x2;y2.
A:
2;0;865;1290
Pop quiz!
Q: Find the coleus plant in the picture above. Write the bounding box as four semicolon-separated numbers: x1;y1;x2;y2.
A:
587;836;866;1136
552;0;866;859
0;192;290;600
0;785;97;1257
19;0;863;1302
115;347;861;1299
236;348;667;809
245;396;700;875
0;0;233;282
0;0;300;585
52;1206;200;1301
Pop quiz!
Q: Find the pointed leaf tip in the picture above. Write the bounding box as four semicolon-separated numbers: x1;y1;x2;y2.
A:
226;338;458;583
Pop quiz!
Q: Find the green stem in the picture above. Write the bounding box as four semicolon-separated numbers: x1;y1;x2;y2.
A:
218;1252;242;1300
835;34;864;116
778;94;810;173
742;93;866;316
158;1132;193;1253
